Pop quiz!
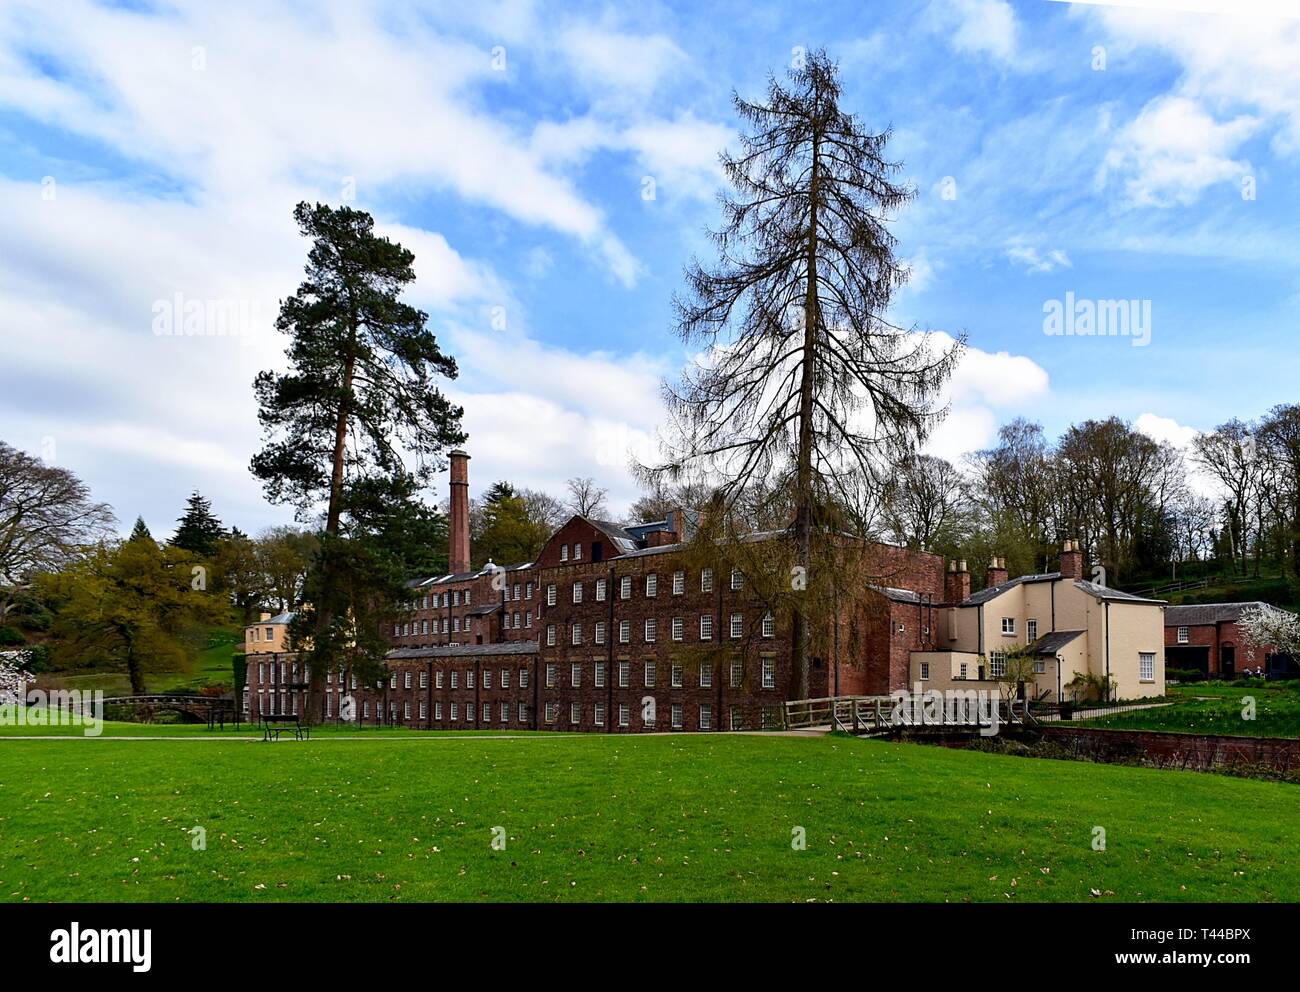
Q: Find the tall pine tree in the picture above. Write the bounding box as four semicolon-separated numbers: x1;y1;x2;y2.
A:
251;202;465;721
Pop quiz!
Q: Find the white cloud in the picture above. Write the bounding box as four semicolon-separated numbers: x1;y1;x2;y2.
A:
1101;96;1258;206
558;26;687;102
927;0;1020;63
1135;412;1221;498
1006;243;1073;273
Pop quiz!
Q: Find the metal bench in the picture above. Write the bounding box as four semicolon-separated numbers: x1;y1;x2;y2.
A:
260;714;309;741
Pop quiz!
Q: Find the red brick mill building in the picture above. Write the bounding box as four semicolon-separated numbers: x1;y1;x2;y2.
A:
244;450;971;732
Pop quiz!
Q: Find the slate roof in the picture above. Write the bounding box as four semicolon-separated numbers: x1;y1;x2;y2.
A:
260;611;295;625
386;641;539;660
1029;629;1086;655
960;574;1164;607
868;584;922;604
1165;602;1270;626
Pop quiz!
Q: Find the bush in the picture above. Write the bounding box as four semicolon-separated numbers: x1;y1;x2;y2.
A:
1166;667;1205;683
0;626;25;646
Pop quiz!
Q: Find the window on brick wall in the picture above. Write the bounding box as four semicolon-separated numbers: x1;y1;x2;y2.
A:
467;671;476;689
518;702;527;723
672;570;684;595
644;618;656;643
500;701;509;723
545;702;557;724
483;702;491;723
700;704;712;731
560;544;569;562
546;664;556;688
571;663;582;688
618;661;629;688
501;669;510;689
595;578;607;601
547;624;557;647
594;702;605;726
700;615;714;641
730;658;743;687
671;703;683;729
572;623;583;646
672;617;684;641
1177;626;1189;644
761;656;775;689
451;671;459;689
700;662;713;688
619;620;631;644
547;584;557;606
620;576;632;599
646;573;658;597
594;662;606;688
450;702;458;721
435;702;443;720
520;668;529;688
436;670;444;689
644;661;656;688
574;543;582;561
483;670;492;690
619;703;630;727
730;614;743;639
573;582;583;604
570;702;581;725
730;568;743;590
762;613;774;638
404;671;412;689
701;568;713;592
594;620;606;645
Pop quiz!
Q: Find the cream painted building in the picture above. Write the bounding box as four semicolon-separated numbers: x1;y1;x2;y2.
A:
909;542;1166;702
244;611;295;655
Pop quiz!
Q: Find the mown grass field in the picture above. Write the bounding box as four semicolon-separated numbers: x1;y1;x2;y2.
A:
0;731;1295;903
1078;683;1300;738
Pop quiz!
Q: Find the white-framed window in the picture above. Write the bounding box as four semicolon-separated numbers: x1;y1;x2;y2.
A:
560;544;569;561
671;664;683;688
419;701;427;720
390;673;398;689
596;578;607;602
644;618;657;643
450;702;458;721
450;671;459;689
483;702;491;723
1034;659;1046;674
919;661;930;680
730;706;742;730
620;576;632;600
467;670;476;689
672;617;684;641
761;656;775;689
421;619;428;635
512;583;520;601
672;570;685;595
618;661;630;688
619;620;631;644
594;620;606;645
435;702;443;720
1027;619;1038;642
501;668;510;689
700;615;714;641
500;701;509;723
1140;652;1155;682
483;670;493;689
572;623;583;646
671;703;683;730
701;568;713;592
1177;626;1189;644
545;702;558;724
644;661;656;688
594;702;605;726
958;662;967;679
646;573;658;597
574;543;582;561
525;610;533;628
761;612;775;638
404;671;412;689
730;658;743;687
989;651;1006;678
594;662;606;688
526;582;533;599
730;614;743;639
547;624;557;647
570;702;581;725
547;584;557;606
453;590;461;606
520;668;529;688
730;568;743;591
363;701;371;718
436;670;444;689
545;664;556;688
618;703;630;727
1001;617;1016;636
404;701;411;720
699;704;712;731
453;617;461;633
518;701;528;723
573;582;583;604
571;663;582;688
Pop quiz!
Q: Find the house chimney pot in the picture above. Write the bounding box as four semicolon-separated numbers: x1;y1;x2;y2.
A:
1060;539;1083;580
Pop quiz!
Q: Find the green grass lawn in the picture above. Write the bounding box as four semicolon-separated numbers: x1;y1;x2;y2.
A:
38;626;241;698
1078;683;1300;738
0;732;1295;902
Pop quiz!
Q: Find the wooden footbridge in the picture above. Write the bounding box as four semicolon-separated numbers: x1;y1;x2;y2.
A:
784;694;1040;738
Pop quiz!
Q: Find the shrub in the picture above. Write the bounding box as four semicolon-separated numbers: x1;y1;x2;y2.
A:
0;626;25;646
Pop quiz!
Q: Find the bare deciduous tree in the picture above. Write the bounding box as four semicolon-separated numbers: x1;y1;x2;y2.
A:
565;477;609;519
648;51;960;697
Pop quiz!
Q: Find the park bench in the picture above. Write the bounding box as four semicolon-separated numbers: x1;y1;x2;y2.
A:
260;714;310;742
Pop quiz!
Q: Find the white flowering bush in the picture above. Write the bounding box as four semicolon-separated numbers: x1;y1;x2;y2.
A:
1237;605;1300;665
0;652;29;706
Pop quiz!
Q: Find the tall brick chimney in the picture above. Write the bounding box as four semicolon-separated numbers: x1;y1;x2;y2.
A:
985;556;1008;589
944;560;971;604
449;449;471;575
1059;539;1082;581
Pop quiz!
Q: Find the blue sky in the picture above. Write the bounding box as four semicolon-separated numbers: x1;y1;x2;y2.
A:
2;0;1298;537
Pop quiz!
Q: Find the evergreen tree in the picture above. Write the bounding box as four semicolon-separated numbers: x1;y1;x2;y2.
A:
250;202;465;720
129;517;154;544
170;491;225;557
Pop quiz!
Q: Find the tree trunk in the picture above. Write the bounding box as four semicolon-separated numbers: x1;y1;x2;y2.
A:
125;639;145;696
792;125;822;702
